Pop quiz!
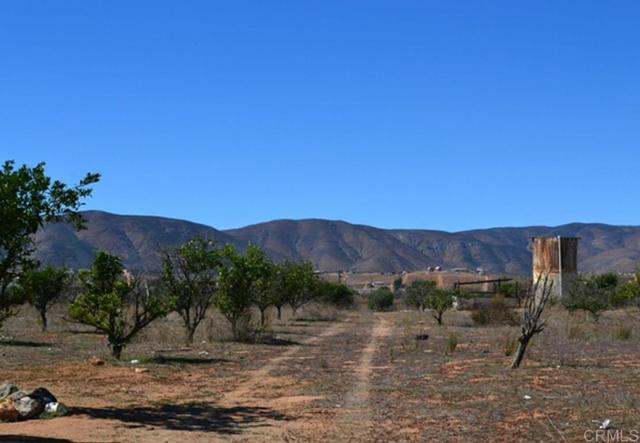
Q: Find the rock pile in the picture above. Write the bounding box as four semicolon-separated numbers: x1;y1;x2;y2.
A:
0;383;68;422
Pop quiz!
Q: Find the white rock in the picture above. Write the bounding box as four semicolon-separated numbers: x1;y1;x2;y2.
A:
42;402;68;418
599;419;611;430
523;395;532;400
130;359;140;364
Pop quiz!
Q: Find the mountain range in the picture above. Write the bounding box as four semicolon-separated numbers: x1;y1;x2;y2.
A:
33;210;640;275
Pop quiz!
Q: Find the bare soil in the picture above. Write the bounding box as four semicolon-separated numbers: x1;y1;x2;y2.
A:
1;302;640;442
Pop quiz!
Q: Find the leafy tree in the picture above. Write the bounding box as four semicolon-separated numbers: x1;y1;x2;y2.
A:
285;261;319;316
70;251;171;359
0;160;99;327
217;244;272;340
269;261;293;320
162;237;221;345
253;257;275;327
613;275;640;306
392;277;404;293
424;288;455;325
316;280;356;308
18;266;70;331
592;273;619;290
405;280;436;310
562;277;611;321
367;287;394;311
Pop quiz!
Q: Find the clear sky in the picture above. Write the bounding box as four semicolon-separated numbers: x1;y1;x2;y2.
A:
1;1;638;231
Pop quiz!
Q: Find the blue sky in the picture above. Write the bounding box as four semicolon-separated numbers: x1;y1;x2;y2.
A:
1;1;638;231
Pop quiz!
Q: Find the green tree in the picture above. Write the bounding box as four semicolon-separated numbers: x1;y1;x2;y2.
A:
70;251;171;359
269;261;293;320
316;280;355;308
405;280;436;310
162;237;221;345
217;244;272;340
613;274;640;306
424;288;455;325
562;277;610;321
368;287;394;311
0;160;99;327
18;266;70;331
285;261;319;316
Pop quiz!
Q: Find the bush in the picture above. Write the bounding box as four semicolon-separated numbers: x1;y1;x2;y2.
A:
447;334;458;353
562;277;610;320
316;281;356;308
368;287;394;311
471;295;516;326
405;280;436;310
615;326;632;340
612;280;640;307
504;337;517;356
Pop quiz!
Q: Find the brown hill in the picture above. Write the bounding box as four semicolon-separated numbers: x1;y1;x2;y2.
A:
34;211;640;275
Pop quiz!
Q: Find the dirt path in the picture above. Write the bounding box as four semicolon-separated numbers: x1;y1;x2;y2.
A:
0;312;395;443
330;314;392;442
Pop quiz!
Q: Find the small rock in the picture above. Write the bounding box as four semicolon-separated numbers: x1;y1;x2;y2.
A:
88;356;105;366
0;383;19;400
14;396;44;420
0;399;18;422
130;359;140;364
523;395;532;400
40;402;68;419
134;368;149;374
415;334;430;341
600;419;611;430
29;388;57;405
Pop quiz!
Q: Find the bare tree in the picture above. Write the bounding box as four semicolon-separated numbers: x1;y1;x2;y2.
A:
511;276;554;369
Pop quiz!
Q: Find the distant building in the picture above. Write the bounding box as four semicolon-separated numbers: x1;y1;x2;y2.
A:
531;236;579;299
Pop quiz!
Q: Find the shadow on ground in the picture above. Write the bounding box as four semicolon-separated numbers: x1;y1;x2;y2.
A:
73;403;291;435
0;339;52;348
146;355;230;365
0;437;73;443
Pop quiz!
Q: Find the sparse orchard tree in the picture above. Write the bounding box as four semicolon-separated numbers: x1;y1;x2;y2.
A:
162;237;221;345
253;257;275;327
511;276;554;369
562;276;610;321
270;261;292;320
286;261;319;316
405;280;436;310
424;288;454;325
17;266;70;331
70;251;171;359
0;160;99;328
217;244;272;340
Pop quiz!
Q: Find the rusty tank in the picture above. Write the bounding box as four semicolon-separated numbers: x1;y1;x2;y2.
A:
531;236;579;299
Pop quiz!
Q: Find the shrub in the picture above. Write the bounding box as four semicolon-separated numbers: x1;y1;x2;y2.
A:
447;334;458;353
471;295;516;326
615;326;632;340
562;277;610;320
368;287;394;311
316;281;356;308
504;337;517;356
612;280;640;307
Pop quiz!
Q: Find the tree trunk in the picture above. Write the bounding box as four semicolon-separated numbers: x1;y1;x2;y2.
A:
112;345;123;360
511;337;530;369
185;326;195;347
40;310;48;332
260;308;266;327
434;312;443;325
276;306;282;320
231;319;237;341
